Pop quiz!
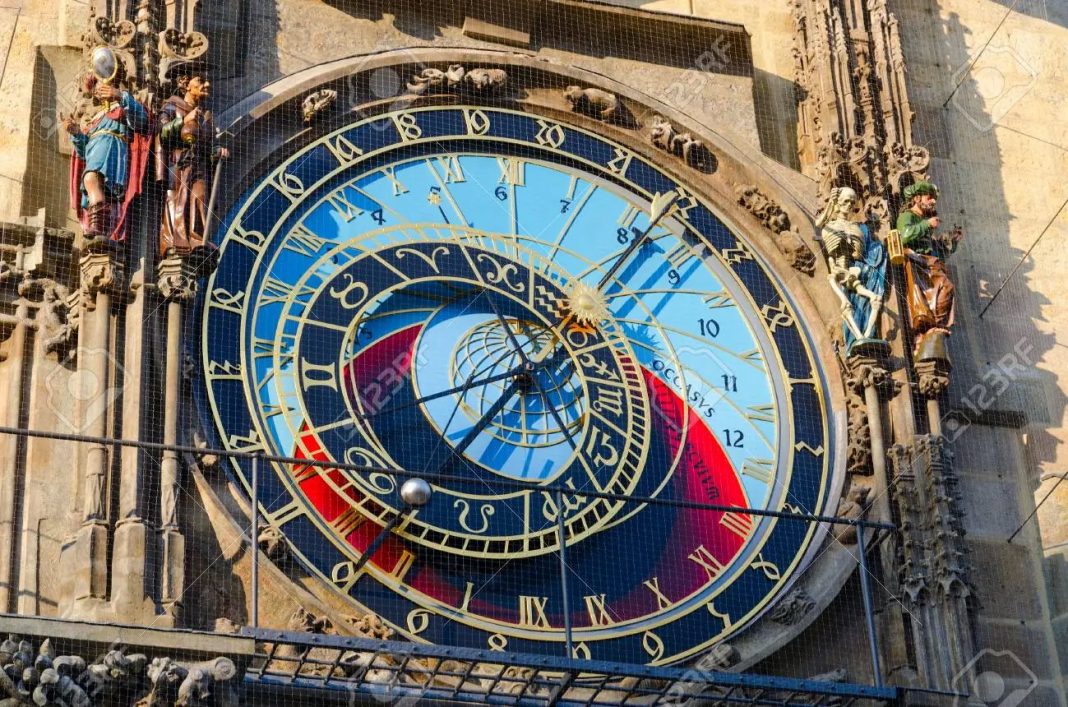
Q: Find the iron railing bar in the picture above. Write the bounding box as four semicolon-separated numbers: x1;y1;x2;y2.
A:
0;424;895;530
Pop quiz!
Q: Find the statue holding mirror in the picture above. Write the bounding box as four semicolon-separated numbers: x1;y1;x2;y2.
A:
64;46;150;251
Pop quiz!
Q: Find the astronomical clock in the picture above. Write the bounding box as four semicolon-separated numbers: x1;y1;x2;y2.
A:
195;67;842;666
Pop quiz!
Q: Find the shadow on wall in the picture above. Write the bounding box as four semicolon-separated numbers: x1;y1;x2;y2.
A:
917;6;1066;488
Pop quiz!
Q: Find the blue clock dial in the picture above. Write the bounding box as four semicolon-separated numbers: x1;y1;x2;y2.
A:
196;106;836;665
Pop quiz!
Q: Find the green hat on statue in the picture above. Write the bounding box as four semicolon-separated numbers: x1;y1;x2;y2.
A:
904;180;939;201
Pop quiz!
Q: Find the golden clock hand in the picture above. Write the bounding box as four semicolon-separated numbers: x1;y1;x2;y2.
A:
595;190;678;291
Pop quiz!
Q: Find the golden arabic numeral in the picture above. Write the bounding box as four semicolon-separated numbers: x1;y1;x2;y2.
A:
751;554;782;581
518;595;551;629
583;594;614;626
324;132;365;166
488;634;508;651
331;560;360;592
328;273;369;309
642;630;665;661
406;609;431;635
606;147;633;176
534;119;565;149
463;108;491;136
392;113;423;141
707;601;732;629
272;170;305;201
573;642;592;660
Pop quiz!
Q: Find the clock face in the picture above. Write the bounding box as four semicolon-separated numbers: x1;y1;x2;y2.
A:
197;105;836;664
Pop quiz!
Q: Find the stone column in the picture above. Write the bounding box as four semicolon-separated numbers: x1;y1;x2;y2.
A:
0;286;31;612
891;437;979;694
915;338;952;437
68;251;124;611
847;343;894;522
156;255;198;621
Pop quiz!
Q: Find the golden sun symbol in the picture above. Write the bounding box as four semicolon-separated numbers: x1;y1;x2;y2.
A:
566;281;610;327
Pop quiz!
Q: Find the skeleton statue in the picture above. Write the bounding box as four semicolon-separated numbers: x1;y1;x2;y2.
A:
816;187;887;347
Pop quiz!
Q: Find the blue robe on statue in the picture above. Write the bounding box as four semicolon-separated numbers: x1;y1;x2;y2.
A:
845;224;887;350
69;91;149;207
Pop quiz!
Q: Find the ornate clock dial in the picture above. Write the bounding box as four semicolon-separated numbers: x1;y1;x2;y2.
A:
197;106;835;664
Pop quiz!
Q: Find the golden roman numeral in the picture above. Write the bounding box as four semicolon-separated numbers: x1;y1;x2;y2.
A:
746;404;775;423
742;458;774;484
703;291;735;309
389;549;416;581
300;359;339;392
329;508;366;537
617;204;640;229
327;191;365;221
265;498;304;528
283;225;330;258
643;576;672;609
720;511;753;539
518;595;551;628
688;544;725;581
497;157;526;186
433;155;465;183
383;166;408;196
583;594;614;626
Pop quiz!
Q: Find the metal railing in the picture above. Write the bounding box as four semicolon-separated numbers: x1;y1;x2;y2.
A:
1;425;912;705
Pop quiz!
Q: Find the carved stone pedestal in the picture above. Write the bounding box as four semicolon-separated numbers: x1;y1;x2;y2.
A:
70;522;109;603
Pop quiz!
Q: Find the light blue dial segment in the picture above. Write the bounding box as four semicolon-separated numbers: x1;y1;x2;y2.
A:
243;151;781;511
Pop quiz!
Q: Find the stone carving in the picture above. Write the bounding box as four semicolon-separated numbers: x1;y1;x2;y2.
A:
648;115;714;171
407;65;507;95
79;251;125;309
465;68;508;92
257;525;288;562
39;282;77;359
302;89;337;124
890;438;978;689
695;643;740;671
790;0;930;225
158;28;209;61
0;635;240;707
768;588;816;625
564;86;619;121
734;185;816;275
816;187;886;348
896;181;962;359
88;14;137;50
845;390;872;475
834;485;872;544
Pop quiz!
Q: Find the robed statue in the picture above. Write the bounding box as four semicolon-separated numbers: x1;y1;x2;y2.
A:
156;61;228;266
65;48;150;250
816;186;887;350
896;181;962;354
